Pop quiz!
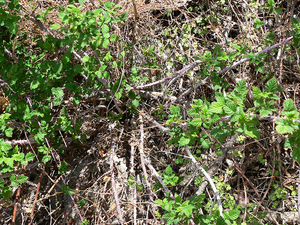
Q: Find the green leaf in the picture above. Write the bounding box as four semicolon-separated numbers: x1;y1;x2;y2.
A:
229;209;241;220
34;132;46;144
0;140;12;153
101;24;110;38
154;199;163;206
52;87;64;106
245;127;260;139
265;77;277;93
62;184;75;196
50;24;61;30
224;103;237;115
260;109;271;118
41;155;51;163
214;44;221;55
105;1;114;9
170;105;180;114
165;165;173;175
190;118;202;128
30;80;40;90
209;102;223;114
216;216;226;225
202;139;211;149
16;175;28;184
25;153;35;161
78;0;86;4
276;125;293;134
81;55;89;62
275;8;283;14
179;136;190;147
254;18;264;29
292;147;300;163
5;127;13;138
11;181;18;187
283;99;294;111
234;79;247;94
252;86;261;98
58;161;69;174
132;99;139;108
110;34;120;42
4;158;13;168
13;153;24;162
101;38;110;48
52;87;64;98
181;203;194;217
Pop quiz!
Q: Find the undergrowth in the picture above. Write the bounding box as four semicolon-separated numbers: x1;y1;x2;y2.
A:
1;0;300;224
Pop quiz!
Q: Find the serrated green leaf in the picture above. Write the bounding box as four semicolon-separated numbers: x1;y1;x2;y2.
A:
5;127;13;137
216;216;226;225
110;34;120;42
275;8;283;14
25;153;35;161
260;109;271;118
132;99;139;108
52;87;64;98
224;103;236;115
165;165;173;175
13;153;24;161
265;77;277;93
209;102;223;114
81;55;89;62
202;139;210;149
283;99;294;111
292;147;300;163
105;1;114;9
229;209;241;220
190;118;202;128
50;24;61;30
276;125;292;134
252;86;261;98
30;80;40;90
4;158;13;168
17;175;28;184
0;140;12;153
101;24;110;38
42;155;51;163
179;136;190;147
170;105;180;114
245;127;260;139
181;203;194;217
235;79;247;94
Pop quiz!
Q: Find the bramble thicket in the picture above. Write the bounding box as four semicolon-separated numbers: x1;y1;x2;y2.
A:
1;0;300;224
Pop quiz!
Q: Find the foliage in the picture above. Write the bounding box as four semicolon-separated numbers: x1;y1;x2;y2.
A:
0;0;300;224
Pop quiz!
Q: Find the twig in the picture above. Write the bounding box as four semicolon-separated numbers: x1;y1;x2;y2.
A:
254;145;276;212
110;138;125;225
132;60;202;90
28;167;44;225
12;187;21;225
232;160;262;201
184;145;224;217
25;96;84;222
129;138;137;225
138;114;156;218
196;133;239;196
166;36;293;107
